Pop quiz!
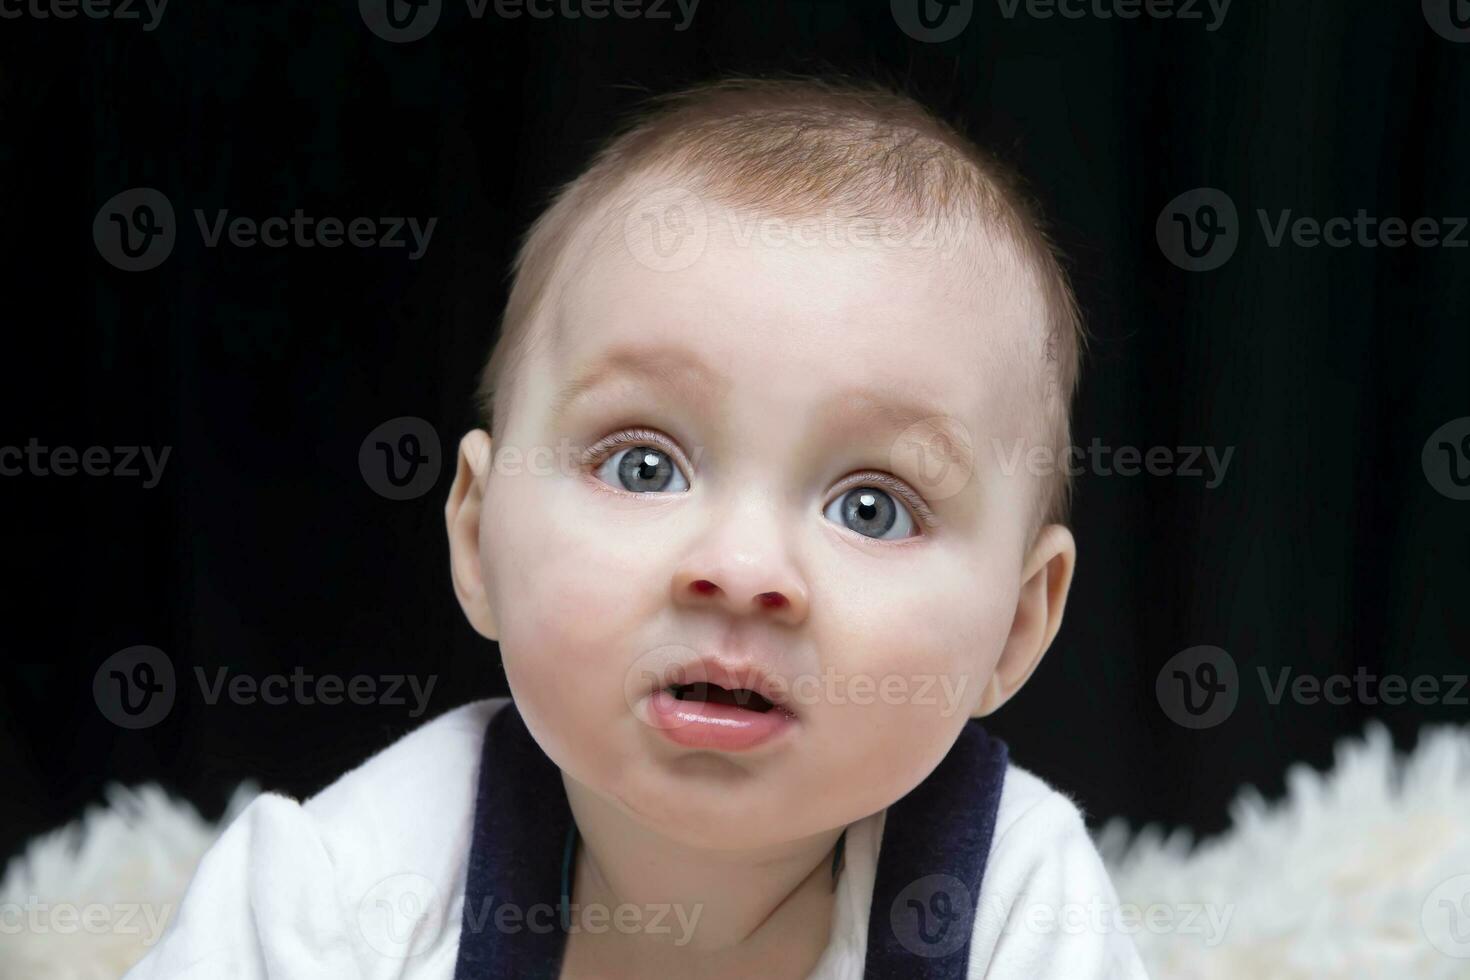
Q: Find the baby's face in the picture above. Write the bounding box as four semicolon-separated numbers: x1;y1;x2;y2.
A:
469;199;1060;849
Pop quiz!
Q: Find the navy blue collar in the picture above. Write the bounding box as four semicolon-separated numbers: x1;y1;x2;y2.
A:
453;700;1008;979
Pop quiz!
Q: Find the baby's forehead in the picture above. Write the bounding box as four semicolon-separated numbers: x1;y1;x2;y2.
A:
537;194;1052;441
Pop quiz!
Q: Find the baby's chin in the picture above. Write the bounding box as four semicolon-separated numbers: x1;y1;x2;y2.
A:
550;712;942;853
573;744;858;851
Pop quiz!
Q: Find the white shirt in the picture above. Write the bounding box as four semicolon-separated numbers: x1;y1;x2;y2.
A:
124;697;1148;979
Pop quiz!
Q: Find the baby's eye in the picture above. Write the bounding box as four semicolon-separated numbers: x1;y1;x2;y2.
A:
593;444;691;494
823;486;918;541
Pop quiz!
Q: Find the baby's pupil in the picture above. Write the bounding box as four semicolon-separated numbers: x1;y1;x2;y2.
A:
618;446;674;492
844;489;896;538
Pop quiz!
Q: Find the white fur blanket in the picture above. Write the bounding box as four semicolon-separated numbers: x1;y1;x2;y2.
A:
5;721;1468;979
1095;721;1470;978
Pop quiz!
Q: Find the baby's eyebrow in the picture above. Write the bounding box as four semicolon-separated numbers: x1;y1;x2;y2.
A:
814;385;976;475
550;343;729;424
551;341;973;474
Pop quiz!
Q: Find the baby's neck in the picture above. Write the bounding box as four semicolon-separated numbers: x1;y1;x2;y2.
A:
559;773;845;978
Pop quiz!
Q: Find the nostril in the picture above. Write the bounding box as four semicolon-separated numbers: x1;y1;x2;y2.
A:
757;592;787;609
692;580;719;595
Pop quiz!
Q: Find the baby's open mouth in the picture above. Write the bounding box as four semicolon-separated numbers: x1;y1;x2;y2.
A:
647;661;798;751
668;682;776;713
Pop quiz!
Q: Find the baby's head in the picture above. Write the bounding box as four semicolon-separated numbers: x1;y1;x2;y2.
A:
446;77;1083;850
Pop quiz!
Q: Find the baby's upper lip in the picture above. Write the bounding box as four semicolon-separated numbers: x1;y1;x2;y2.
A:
653;655;794;714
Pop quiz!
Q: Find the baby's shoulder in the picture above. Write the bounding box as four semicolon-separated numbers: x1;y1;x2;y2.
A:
965;762;1149;977
303;695;510;825
300;695;511;886
993;761;1095;844
984;760;1112;883
123;698;513;979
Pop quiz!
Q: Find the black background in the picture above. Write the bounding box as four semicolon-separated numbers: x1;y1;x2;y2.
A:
2;0;1468;867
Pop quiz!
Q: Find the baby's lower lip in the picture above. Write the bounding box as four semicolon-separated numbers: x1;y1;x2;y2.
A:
646;688;797;751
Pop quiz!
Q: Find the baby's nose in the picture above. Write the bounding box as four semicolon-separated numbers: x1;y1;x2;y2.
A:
672;561;808;625
693;578;789;609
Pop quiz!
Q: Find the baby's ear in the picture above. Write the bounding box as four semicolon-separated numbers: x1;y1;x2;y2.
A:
973;524;1077;717
445;430;498;641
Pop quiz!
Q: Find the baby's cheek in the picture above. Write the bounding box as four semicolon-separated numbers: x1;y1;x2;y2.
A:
810;567;1016;800
484;478;656;755
836;558;1014;704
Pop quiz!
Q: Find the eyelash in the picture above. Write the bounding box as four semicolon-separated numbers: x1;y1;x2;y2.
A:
834;470;942;531
580;427;942;532
580;426;688;475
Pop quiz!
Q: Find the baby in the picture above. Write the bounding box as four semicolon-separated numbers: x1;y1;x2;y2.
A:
126;78;1148;979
